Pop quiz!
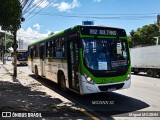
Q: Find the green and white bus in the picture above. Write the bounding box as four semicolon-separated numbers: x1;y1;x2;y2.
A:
28;25;131;95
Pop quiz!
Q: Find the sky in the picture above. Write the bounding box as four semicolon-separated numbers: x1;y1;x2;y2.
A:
2;0;160;44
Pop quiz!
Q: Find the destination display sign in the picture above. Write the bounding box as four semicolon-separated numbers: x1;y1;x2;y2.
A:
80;26;126;36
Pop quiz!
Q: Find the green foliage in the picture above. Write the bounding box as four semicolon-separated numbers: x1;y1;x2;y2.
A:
129;24;159;48
0;0;22;33
6;35;13;52
0;32;13;52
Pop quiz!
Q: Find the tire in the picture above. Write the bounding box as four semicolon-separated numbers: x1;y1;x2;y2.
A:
35;66;39;78
60;74;67;92
153;70;158;78
157;71;160;78
147;69;153;77
134;71;138;75
132;68;139;75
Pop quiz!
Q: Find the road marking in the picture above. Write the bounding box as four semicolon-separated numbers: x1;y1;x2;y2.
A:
80;108;100;120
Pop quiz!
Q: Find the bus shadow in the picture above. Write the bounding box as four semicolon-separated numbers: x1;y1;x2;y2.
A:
17;65;28;67
29;74;149;118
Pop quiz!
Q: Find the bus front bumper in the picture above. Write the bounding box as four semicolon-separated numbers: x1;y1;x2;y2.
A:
79;75;131;95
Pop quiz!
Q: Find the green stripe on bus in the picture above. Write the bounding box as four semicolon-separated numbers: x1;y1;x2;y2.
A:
79;49;131;84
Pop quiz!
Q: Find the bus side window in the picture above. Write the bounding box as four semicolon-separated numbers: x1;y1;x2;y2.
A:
49;40;53;57
46;42;48;57
52;40;56;57
33;46;36;57
30;49;33;58
33;45;39;58
56;48;63;58
61;38;65;58
54;37;65;59
46;40;54;58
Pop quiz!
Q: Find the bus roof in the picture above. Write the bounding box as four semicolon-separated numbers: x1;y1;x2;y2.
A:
28;30;65;47
28;25;126;47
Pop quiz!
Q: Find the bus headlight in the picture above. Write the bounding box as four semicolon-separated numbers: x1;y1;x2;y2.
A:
126;72;131;81
87;77;92;82
84;74;94;84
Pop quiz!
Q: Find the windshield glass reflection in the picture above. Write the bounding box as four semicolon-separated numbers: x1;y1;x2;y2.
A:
17;52;28;60
82;38;128;71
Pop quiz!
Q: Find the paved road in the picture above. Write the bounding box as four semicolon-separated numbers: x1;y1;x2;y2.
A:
18;65;160;120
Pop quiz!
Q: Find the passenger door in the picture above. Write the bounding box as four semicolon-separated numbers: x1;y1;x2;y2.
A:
29;48;34;72
67;39;80;92
40;45;45;76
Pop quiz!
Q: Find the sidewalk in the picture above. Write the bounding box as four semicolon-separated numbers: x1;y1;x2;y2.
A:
0;61;92;120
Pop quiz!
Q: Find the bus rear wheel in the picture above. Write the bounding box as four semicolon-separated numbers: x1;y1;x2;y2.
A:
60;74;67;92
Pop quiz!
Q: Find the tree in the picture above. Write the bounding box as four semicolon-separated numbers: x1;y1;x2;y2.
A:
48;32;55;36
0;32;13;52
129;30;141;47
6;35;13;52
129;24;159;48
0;0;22;77
0;0;22;32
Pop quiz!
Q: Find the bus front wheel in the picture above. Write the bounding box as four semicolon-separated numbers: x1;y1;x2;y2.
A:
60;74;67;92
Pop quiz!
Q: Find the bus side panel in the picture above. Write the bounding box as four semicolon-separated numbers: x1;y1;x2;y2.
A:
33;58;39;73
28;58;32;72
44;58;57;83
44;59;50;80
39;59;43;76
61;59;68;88
48;59;57;82
51;59;58;83
42;59;68;86
51;59;68;86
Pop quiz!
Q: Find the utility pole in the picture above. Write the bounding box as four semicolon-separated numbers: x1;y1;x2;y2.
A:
12;17;25;77
4;31;6;64
2;40;4;64
13;30;18;77
0;38;3;62
0;32;7;64
1;37;5;64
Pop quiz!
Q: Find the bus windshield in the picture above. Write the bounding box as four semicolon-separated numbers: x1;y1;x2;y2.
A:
17;52;28;61
82;38;129;71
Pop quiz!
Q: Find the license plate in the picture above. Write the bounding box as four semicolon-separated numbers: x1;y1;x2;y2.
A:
108;87;116;92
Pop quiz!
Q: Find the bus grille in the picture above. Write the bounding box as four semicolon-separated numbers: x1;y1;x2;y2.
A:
98;83;124;91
